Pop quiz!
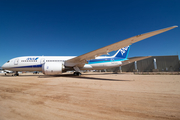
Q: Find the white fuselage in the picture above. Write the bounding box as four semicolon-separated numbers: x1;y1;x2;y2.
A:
2;56;123;72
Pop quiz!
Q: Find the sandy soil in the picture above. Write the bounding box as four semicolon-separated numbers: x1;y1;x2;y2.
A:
0;72;180;120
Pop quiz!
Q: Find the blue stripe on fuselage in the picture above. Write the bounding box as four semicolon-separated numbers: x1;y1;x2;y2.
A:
88;57;128;64
13;64;42;68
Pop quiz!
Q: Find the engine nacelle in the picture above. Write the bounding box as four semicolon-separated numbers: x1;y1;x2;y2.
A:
42;62;65;75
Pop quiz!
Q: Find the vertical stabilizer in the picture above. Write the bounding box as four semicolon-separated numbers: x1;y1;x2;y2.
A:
113;46;130;58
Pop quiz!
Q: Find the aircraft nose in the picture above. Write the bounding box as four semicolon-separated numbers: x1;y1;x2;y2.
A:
2;63;8;69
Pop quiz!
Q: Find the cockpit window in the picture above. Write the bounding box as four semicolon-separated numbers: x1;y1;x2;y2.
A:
7;61;10;63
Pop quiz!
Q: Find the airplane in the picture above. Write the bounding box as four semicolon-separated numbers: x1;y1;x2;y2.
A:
2;26;177;76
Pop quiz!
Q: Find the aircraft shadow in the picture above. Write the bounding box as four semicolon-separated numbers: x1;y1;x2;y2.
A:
73;76;132;82
38;74;133;82
1;73;132;81
0;74;44;77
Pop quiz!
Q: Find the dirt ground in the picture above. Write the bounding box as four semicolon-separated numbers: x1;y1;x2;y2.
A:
0;72;180;120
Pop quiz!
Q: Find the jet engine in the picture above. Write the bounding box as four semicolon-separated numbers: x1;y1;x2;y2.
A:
42;62;65;75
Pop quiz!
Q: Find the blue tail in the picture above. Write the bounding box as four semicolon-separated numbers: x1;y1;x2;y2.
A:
113;46;130;59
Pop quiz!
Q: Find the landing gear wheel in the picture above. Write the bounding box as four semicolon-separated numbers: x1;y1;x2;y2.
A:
78;72;81;76
14;74;19;76
74;72;81;76
14;71;19;76
14;73;19;76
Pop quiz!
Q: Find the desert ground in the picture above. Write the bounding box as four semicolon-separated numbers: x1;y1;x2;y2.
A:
0;72;180;120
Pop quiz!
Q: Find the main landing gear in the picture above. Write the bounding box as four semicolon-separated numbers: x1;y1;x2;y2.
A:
13;71;19;76
73;72;81;76
73;66;82;76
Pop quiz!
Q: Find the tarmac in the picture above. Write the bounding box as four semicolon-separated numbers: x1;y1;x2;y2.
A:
0;72;180;120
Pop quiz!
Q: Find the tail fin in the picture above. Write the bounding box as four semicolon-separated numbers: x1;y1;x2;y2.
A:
113;46;130;59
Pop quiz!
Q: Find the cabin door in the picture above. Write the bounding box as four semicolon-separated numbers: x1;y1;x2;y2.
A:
14;59;19;65
40;58;45;64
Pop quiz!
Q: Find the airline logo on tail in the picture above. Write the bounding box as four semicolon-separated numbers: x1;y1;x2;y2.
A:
120;46;129;55
114;45;130;59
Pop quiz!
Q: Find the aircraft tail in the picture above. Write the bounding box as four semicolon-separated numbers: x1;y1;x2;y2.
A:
113;46;130;59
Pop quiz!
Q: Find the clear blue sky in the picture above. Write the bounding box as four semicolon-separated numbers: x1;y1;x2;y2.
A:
0;0;180;66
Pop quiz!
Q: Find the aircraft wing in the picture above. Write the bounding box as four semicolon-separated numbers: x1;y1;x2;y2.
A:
121;56;152;66
65;26;177;67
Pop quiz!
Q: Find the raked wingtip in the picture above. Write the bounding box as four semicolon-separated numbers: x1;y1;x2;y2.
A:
173;25;178;28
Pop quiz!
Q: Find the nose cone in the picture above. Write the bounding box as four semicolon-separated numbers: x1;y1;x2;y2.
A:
2;63;9;69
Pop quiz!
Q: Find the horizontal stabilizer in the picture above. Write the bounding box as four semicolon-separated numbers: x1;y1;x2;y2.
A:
121;56;152;66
